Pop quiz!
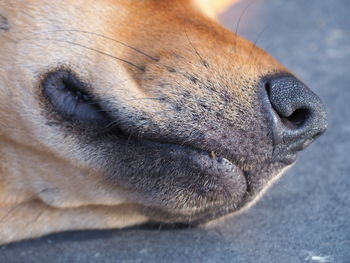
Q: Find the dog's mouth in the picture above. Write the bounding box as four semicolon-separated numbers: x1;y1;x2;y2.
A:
112;137;250;224
40;69;296;224
128;137;296;224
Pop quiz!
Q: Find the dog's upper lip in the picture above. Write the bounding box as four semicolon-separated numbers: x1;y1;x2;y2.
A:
145;136;241;172
113;120;297;170
145;138;241;172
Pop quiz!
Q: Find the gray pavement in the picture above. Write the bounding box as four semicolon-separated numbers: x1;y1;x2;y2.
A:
1;0;349;262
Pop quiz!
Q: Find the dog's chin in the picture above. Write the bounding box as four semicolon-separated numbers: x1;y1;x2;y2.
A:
104;137;296;225
138;165;292;225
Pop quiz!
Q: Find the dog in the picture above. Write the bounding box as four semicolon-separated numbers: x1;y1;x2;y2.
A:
0;0;327;244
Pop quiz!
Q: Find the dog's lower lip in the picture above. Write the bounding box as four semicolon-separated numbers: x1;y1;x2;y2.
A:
137;143;248;222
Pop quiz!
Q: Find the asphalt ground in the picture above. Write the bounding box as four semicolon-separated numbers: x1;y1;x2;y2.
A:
1;0;349;262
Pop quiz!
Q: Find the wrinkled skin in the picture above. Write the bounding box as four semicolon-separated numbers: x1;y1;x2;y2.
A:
0;0;323;244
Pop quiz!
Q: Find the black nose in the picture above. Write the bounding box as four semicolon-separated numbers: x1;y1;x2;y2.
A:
264;75;327;152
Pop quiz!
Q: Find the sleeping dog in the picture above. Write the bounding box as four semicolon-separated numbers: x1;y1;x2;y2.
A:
0;0;327;244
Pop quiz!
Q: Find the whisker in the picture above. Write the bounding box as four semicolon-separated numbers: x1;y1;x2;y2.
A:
17;33;189;78
18;36;145;71
126;129;135;146
248;25;270;61
173;0;209;68
44;29;160;62
254;44;272;70
233;0;257;52
183;20;209;68
103;118;125;131
55;39;146;71
125;97;165;102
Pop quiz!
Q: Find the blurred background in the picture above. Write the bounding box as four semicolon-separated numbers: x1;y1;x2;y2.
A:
1;0;349;262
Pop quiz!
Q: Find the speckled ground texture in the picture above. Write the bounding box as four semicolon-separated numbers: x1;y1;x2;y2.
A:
1;0;349;262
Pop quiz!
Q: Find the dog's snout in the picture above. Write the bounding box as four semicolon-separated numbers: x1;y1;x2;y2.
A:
264;75;327;151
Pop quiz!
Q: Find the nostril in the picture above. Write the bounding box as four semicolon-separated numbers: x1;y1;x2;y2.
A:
264;80;310;130
280;108;310;130
265;81;271;97
263;74;327;150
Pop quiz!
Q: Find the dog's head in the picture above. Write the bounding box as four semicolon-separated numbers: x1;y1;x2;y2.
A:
0;0;326;225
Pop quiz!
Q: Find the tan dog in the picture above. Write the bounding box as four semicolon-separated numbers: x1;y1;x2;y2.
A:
0;0;327;244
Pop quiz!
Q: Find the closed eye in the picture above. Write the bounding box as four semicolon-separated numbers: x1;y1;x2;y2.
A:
41;70;111;124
